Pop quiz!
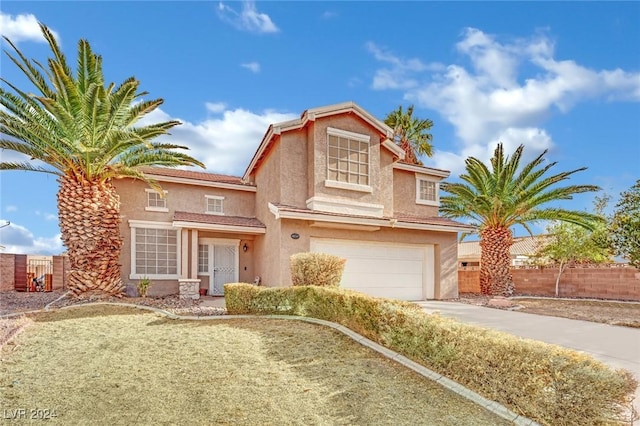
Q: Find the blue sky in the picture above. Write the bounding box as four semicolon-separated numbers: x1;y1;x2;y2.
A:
1;1;639;254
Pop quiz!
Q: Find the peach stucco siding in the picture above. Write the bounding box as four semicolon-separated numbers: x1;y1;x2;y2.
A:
114;178;258;296
114;103;465;299
393;169;439;217
253;141;284;287
310;115;385;207
274;220;459;298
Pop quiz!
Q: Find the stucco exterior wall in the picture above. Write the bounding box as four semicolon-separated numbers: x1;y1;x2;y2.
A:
393;169;440;217
379;149;395;217
196;230;257;283
114;178;258;295
272;219;459;299
253;142;284;287
115;179;256;223
279;128;309;207
310;115;385;208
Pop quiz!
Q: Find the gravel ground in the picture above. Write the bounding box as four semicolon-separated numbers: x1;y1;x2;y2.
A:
0;290;226;317
0;290;226;348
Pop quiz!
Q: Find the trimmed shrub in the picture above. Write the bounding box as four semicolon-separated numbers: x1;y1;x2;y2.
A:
224;283;638;426
290;252;346;287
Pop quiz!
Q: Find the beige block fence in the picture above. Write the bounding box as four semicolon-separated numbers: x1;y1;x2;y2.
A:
459;265;640;301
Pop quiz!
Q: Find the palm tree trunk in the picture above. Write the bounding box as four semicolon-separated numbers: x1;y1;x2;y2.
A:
57;176;124;297
479;227;514;296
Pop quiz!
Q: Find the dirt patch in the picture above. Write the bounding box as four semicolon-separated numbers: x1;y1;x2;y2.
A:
457;294;640;328
512;298;640;328
0;305;509;425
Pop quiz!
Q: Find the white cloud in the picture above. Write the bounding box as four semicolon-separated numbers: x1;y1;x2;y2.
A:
205;102;227;114
368;28;640;174
217;1;279;34
34;211;57;221
138;104;297;176
366;42;431;90
5;205;17;212
0;12;60;43
241;62;261;73
0;220;63;255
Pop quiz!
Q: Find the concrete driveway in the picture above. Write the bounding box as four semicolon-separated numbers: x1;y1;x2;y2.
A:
416;301;640;416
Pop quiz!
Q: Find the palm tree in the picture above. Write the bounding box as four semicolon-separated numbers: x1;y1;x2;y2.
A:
384;105;434;165
0;24;204;297
440;143;601;295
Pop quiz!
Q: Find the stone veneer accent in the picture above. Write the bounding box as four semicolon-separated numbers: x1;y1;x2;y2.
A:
178;279;201;300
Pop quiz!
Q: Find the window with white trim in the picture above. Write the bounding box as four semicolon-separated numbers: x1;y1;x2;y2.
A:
198;244;209;273
131;225;179;278
327;127;370;187
205;195;224;215
145;189;168;212
416;177;439;206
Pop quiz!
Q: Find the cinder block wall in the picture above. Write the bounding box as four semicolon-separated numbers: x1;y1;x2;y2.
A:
457;267;480;293
0;253;16;291
1;254;68;292
459;266;640;301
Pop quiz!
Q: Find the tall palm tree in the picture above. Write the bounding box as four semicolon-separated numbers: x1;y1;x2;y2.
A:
0;24;204;297
384;105;434;165
440;143;601;295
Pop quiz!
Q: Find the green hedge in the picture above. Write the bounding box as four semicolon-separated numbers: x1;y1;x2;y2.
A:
224;283;637;426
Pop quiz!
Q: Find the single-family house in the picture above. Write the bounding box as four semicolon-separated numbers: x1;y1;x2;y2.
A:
115;102;474;301
458;235;550;268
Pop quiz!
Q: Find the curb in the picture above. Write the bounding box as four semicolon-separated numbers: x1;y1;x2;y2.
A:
3;302;539;426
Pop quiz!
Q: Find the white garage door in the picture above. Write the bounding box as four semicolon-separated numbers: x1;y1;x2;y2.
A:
310;238;434;301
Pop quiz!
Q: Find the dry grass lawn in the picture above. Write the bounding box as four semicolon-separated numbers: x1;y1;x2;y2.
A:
0;305;509;425
514;298;640;328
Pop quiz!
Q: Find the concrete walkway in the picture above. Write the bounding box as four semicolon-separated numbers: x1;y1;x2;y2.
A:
416;301;640;415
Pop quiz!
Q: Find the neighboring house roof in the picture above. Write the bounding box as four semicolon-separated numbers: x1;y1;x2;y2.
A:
243;101;406;181
269;203;475;233
141;167;256;192
458;235;550;259
173;211;266;234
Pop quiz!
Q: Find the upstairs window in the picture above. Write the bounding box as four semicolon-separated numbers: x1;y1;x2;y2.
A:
327;127;370;189
145;189;168;212
205;195;224;215
416;177;439;206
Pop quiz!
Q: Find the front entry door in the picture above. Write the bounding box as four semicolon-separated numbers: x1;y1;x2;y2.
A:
199;239;239;296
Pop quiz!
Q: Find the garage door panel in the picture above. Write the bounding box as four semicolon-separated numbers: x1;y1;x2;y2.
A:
345;259;423;275
311;238;434;301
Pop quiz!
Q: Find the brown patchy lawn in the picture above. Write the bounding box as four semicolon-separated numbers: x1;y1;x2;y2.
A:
513;298;640;328
0;305;508;425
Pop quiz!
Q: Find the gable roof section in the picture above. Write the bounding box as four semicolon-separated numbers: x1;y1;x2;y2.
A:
173;211;266;234
141;167;256;192
243;101;404;181
269;203;475;233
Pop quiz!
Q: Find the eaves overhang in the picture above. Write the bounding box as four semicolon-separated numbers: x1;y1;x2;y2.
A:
268;203;475;234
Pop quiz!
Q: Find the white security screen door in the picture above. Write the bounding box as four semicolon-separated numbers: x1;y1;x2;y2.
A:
199;238;239;296
212;244;237;296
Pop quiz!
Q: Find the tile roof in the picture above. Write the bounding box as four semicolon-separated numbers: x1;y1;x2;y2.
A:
173;211;265;229
272;204;474;230
141;167;246;185
458;235;550;258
